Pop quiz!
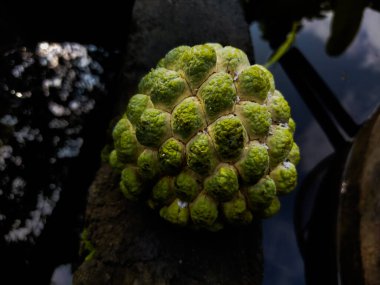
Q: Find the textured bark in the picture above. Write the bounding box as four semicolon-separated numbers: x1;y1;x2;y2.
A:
74;1;263;284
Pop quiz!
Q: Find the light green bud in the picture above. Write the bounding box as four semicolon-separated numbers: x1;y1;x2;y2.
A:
246;176;276;209
174;170;200;202
267;90;291;123
180;44;217;90
209;115;247;162
172;97;206;142
109;149;125;171
204;164;239;202
236;64;275;103
270;162;297;194
190;193;218;227
160;198;189;226
186;133;217;175
112;117;139;163
135;108;171;147
157;45;191;70
216;46;250;74
261;197;281;218
126;94;154;126
137;149;160;180
235;101;272;139
266;125;293;167
222;192;253;224
138;68;191;111
158;138;184;174
235;141;269;183
287;142;300;166
149;176;175;209
205;43;223;51
198;72;236;122
288;118;296;134
120;167;143;200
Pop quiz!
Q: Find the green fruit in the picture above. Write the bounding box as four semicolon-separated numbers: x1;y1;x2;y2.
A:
110;43;299;230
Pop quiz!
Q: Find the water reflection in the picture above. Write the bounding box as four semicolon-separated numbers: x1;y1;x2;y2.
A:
300;9;380;124
0;42;106;244
303;8;380;69
246;0;379;57
251;6;380;285
355;9;380;71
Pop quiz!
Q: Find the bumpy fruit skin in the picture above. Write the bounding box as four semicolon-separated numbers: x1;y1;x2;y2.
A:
110;43;300;230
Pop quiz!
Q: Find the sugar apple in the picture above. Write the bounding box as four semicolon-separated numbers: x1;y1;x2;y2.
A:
109;43;300;230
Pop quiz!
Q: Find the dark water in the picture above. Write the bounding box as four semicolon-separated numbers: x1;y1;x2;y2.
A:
251;8;380;285
0;43;103;241
0;42;117;284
